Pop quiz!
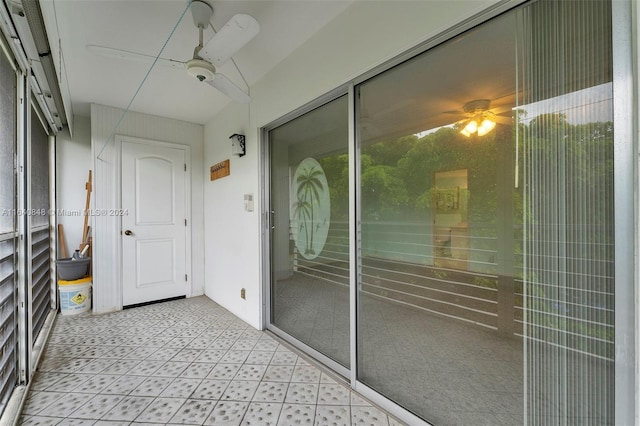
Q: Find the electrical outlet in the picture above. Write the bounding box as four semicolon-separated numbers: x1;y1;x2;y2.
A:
240;288;246;299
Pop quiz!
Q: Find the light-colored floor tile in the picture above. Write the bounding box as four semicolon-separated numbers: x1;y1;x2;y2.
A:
317;384;350;405
29;372;66;391
270;351;299;366
240;402;282;426
130;376;174;397
234;364;267;381
351;405;390;425
207;363;242;380
231;339;259;351
101;375;146;395
45;374;92;392
284;384;319;405
146;347;181;361
168;398;216;424
57;418;98;426
277;403;316;426
171;348;204;362
101;395;154;421
263;365;294;383
191;379;230;400
81;358;118;374
180;362;215;379
18;415;64;425
195;349;227;364
126;359;164;376
290;366;321;384
219;350;251;364
71;374;119;394
246;351;274;365
22;391;66;415
151;360;190;377
254;340;279;352
134;397;186;423
252;382;288;403
220;380;260;402
99;359;141;375
69;394;125;419
314;405;351;426
203;401;249;426
39;392;94;417
159;377;201;398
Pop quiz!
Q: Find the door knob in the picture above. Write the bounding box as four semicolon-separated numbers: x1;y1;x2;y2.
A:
124;230;133;236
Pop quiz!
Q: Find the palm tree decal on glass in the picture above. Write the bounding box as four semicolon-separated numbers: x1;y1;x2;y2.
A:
291;158;331;260
292;196;312;254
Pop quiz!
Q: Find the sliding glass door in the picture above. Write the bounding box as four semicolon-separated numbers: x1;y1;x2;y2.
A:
268;95;350;368
266;0;619;424
356;11;524;423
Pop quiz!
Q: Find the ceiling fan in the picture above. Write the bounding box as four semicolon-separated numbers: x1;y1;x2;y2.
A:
446;98;513;137
87;0;259;103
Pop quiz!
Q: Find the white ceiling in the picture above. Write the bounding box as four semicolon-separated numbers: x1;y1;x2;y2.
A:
39;0;353;125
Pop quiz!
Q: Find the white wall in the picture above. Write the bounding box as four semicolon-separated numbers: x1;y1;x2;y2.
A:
55;115;91;256
91;104;204;313
203;0;499;329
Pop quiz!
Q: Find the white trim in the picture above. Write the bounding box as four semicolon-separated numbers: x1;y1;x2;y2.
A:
48;134;56;311
16;72;30;384
348;83;357;387
612;0;636;424
115;135;192;307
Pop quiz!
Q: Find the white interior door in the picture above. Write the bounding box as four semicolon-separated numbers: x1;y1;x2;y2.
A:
121;140;188;306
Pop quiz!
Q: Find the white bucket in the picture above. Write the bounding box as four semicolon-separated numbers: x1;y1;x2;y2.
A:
58;277;92;315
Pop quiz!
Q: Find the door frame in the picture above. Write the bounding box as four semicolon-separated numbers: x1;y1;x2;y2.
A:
115;135;192;307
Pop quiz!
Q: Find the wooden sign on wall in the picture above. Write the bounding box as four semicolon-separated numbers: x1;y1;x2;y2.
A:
210;159;230;181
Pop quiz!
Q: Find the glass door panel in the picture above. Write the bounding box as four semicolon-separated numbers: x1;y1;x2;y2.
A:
355;1;613;424
356;13;521;424
269;95;350;368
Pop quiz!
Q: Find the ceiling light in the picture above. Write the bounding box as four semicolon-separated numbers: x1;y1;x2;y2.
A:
461;120;478;137
477;118;496;136
458;99;497;138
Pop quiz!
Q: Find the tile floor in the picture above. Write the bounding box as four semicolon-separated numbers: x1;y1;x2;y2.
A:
19;296;405;425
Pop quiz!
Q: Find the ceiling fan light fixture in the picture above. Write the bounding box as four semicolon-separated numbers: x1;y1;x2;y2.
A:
477;118;496;136
462;120;478;135
459;100;497;137
186;58;215;82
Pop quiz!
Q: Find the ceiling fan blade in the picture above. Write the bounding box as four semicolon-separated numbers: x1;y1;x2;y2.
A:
206;73;251;103
199;14;259;67
494;115;513;125
492;105;514;115
86;45;185;69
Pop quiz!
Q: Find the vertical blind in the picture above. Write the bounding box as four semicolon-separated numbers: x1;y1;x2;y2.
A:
519;0;614;424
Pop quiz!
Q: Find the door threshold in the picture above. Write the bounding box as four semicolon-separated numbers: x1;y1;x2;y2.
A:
123;295;186;310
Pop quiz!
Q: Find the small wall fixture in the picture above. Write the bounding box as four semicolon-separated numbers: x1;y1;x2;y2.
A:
230;133;246;157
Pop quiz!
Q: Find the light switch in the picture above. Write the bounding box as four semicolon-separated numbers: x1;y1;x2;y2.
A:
244;193;254;212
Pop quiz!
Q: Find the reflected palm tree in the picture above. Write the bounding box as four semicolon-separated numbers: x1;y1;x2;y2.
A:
296;165;324;255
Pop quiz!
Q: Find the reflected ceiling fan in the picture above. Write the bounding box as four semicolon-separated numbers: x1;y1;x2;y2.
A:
446;99;513;137
87;0;259;103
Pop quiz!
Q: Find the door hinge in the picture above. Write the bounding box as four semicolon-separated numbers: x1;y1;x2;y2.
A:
185;274;188;282
184;163;187;172
184;219;187;226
